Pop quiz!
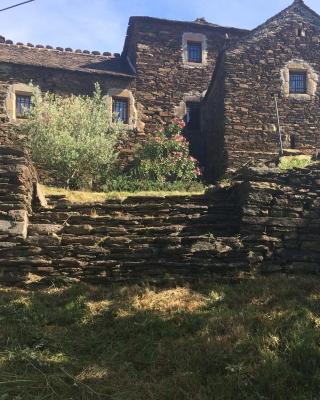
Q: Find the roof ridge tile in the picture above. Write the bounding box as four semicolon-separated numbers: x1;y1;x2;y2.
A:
0;35;116;58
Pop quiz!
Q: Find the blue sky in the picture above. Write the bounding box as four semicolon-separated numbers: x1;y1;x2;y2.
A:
0;0;319;53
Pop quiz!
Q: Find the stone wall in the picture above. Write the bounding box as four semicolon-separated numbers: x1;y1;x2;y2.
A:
0;63;133;125
238;164;320;273
0;63;139;176
2;184;247;285
125;17;248;133
0;20;248;172
0;146;39;245
201;52;226;181
1;145;320;285
203;1;320;181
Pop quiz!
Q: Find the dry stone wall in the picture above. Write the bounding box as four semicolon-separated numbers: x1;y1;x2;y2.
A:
7;189;246;285
0;145;320;285
239;164;320;273
0;146;39;249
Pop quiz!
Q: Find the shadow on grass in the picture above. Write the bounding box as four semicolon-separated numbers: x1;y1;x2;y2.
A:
1;275;320;400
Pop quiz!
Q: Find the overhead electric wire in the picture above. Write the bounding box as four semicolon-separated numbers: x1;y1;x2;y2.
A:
0;0;35;12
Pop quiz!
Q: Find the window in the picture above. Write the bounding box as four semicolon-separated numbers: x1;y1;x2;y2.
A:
185;102;201;130
187;41;202;63
16;94;32;117
112;97;129;123
289;71;307;94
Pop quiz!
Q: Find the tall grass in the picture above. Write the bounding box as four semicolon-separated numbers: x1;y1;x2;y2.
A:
1;276;320;399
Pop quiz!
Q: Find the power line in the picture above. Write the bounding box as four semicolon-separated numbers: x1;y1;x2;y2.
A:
0;0;35;12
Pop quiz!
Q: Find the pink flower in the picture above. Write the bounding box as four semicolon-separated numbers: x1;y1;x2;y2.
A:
172;118;186;129
175;135;186;143
154;136;161;143
189;156;197;163
173;152;183;158
194;167;202;176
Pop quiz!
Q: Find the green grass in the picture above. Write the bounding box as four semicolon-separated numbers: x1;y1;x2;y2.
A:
41;185;205;203
1;275;320;399
279;155;312;171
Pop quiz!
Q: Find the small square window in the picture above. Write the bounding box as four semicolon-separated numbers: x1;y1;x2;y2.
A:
289;71;307;94
187;41;202;63
16;94;32;117
112;97;129;123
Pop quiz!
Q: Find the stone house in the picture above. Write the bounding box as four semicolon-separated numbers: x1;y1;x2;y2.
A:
0;0;319;181
0;15;246;165
202;0;320;180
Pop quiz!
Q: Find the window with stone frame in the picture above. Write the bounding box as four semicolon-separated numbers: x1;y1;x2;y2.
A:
187;41;202;63
112;97;129;123
15;94;32;117
289;71;307;94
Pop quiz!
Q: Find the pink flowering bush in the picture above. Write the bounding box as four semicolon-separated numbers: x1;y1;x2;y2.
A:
131;119;202;183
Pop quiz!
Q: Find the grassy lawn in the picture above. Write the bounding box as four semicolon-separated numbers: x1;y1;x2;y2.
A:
1;275;320;399
41;185;205;203
279;155;312;171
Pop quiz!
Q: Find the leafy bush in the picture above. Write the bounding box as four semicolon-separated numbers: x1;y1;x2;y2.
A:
20;84;126;189
128;118;202;183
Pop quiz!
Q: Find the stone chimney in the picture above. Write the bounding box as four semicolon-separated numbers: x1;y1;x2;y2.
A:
194;17;208;24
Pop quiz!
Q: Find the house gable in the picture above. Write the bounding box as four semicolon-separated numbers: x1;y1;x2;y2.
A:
202;0;320;181
229;0;320;55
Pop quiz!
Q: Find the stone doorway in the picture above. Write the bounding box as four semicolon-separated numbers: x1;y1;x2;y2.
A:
184;101;205;166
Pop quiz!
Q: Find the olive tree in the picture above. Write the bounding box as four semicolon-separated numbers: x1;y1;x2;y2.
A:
20;84;126;189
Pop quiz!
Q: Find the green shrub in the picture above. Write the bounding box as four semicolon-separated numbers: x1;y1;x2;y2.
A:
128;118;202;184
101;118;204;192
20;84;126;189
101;119;204;193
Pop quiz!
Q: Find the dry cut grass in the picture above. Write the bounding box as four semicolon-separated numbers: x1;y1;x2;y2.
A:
1;275;320;399
41;185;205;203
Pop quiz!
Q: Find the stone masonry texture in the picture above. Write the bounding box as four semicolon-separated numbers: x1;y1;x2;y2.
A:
1;145;320;285
203;0;320;181
0;15;247;178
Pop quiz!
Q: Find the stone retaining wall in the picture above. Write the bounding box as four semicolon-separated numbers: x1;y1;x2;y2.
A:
0;146;39;242
239;164;320;272
0;145;319;285
6;188;246;285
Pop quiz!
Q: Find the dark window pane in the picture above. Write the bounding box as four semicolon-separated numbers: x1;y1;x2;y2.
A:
187;42;202;63
112;97;129;123
289;71;307;94
185;102;201;130
16;95;31;116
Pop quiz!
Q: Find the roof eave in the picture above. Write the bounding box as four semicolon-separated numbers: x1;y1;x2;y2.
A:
0;60;136;78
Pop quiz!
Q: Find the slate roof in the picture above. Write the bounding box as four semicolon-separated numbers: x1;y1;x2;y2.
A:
127;16;248;33
0;39;135;78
